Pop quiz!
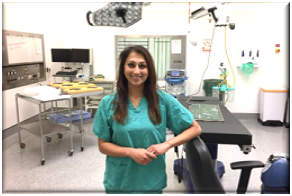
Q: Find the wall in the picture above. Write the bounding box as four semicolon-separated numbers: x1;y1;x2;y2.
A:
187;3;289;112
79;2;289;113
2;2;289;130
2;3;89;130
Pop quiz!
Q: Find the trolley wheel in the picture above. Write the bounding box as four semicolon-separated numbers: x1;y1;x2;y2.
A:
81;146;84;151
219;174;223;178
20;143;26;148
41;159;45;165
46;136;52;142
79;128;84;133
68;150;74;156
57;133;63;139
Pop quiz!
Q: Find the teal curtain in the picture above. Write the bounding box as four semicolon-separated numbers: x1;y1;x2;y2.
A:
153;37;170;79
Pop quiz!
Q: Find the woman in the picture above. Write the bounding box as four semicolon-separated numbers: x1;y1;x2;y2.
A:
93;45;201;194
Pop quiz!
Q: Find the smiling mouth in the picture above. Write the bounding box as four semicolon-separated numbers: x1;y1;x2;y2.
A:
131;75;142;79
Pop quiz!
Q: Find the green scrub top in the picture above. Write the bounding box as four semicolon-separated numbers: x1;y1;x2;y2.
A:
93;90;193;194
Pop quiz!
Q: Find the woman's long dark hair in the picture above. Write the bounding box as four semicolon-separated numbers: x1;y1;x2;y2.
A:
112;45;161;125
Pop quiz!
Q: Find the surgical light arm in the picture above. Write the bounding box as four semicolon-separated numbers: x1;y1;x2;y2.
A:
189;3;235;29
189;6;218;22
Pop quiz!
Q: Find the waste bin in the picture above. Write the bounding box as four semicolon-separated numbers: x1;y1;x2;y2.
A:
258;87;288;126
203;79;223;97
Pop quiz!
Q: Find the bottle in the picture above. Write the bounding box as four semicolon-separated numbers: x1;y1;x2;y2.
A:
212;87;220;99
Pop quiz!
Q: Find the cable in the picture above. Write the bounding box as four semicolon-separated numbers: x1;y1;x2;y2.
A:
224;26;235;87
190;25;216;97
218;72;232;87
187;24;217;105
66;62;71;69
225;90;229;105
181;146;185;158
178;145;185;183
35;78;42;86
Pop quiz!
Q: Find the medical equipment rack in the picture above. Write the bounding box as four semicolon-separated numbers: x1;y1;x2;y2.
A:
66;90;104;152
15;93;74;165
84;80;116;113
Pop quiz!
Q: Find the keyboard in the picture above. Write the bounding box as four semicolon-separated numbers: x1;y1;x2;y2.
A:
55;70;78;76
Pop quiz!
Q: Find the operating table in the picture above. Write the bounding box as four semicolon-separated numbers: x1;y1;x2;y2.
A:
177;96;254;179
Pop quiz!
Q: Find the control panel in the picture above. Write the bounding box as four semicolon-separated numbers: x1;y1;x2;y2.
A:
165;69;186;78
2;64;44;90
2;30;46;91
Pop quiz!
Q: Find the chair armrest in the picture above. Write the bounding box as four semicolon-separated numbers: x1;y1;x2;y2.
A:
231;161;264;170
230;161;265;194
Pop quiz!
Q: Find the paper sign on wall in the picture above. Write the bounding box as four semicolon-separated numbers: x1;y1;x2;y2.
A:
171;40;181;54
36;39;42;54
202;39;211;51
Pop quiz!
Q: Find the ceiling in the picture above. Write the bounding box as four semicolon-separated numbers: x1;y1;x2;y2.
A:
3;2;288;11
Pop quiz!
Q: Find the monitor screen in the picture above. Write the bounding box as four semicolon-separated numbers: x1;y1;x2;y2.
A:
172;71;180;77
72;49;89;63
51;49;72;62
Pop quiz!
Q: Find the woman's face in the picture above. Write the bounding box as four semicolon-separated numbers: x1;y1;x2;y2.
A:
124;51;148;88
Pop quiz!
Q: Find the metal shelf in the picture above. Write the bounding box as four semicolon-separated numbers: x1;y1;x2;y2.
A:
71;117;94;127
53;74;76;77
15;93;74;165
20;119;70;138
69;91;104;98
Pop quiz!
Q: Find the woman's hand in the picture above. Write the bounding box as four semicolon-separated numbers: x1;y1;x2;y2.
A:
147;142;172;156
129;148;157;165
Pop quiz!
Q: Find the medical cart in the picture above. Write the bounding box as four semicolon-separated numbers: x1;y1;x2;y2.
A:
48;81;104;151
65;91;104;151
85;80;116;113
15;93;74;165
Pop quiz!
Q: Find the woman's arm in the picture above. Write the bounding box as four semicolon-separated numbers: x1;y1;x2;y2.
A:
98;138;157;165
147;120;202;155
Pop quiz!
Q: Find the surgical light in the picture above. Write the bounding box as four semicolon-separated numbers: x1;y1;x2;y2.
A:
190;7;210;21
189;6;218;23
189;3;235;29
86;2;144;28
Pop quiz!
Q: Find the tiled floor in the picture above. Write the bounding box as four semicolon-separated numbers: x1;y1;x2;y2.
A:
2;117;289;194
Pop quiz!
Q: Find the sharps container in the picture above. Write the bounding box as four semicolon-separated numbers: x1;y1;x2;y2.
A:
212;87;220;99
227;87;235;102
258;87;288;126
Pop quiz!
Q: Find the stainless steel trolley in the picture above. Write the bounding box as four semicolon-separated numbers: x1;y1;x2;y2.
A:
15;93;74;165
67;91;104;152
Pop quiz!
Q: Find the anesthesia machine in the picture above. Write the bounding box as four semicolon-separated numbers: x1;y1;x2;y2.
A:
164;69;188;98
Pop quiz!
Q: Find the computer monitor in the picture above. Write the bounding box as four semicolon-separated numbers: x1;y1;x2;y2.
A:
51;49;72;62
72;49;90;63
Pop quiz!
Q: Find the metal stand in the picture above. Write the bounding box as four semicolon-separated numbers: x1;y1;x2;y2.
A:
206;143;225;178
69;91;104;152
15;93;74;165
